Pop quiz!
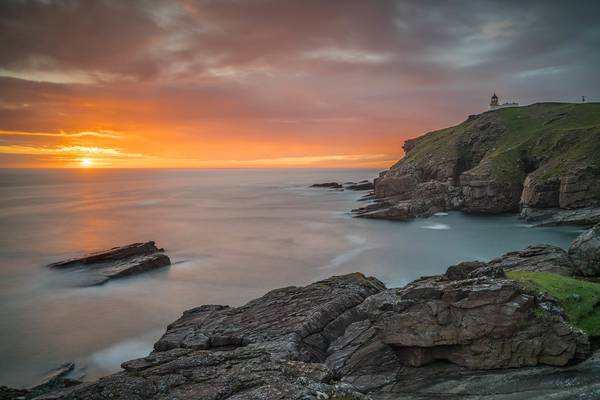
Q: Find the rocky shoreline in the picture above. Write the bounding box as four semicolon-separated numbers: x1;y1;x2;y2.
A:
5;225;600;399
353;103;600;227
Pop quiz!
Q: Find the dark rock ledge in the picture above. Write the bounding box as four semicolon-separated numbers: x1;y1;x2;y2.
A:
47;241;171;286
6;225;597;399
311;181;374;191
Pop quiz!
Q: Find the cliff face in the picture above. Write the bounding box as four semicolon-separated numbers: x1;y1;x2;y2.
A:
360;103;600;222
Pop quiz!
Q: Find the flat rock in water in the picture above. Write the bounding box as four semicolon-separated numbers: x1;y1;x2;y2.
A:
310;182;343;189
344;180;374;191
47;241;171;286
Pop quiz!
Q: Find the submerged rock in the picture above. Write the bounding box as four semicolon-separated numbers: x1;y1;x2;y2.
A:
47;242;171;286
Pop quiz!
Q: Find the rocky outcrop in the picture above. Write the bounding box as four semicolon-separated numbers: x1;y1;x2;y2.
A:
360;103;600;222
333;273;588;373
520;206;600;226
311;182;343;189
47;242;171;286
345;181;374;191
310;181;374;191
487;245;577;276
1;363;81;400
569;224;600;276
27;261;593;400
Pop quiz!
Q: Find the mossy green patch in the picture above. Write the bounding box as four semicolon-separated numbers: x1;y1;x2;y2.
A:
491;103;600;184
400;102;600;186
506;271;600;336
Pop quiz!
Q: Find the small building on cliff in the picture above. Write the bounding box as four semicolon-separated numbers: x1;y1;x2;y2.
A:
490;93;519;110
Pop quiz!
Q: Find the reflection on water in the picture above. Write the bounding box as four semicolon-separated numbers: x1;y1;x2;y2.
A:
0;169;584;387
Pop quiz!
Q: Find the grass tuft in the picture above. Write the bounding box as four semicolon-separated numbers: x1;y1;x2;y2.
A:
507;271;600;336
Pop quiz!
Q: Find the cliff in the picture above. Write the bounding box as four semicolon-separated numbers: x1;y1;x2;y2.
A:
356;103;600;224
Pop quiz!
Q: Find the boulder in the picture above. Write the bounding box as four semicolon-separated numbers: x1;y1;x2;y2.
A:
47;242;171;286
569;224;600;276
444;261;487;280
372;273;588;369
488;245;577;276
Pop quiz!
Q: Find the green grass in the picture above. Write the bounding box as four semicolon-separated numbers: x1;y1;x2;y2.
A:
491;103;600;183
399;102;600;186
506;271;600;336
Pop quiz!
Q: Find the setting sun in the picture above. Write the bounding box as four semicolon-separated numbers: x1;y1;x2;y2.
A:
81;158;92;167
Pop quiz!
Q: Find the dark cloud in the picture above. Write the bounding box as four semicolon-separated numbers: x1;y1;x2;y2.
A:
0;0;599;166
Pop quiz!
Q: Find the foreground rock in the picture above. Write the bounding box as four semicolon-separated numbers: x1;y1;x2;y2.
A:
29;261;593;400
487;245;577;276
0;363;80;400
569;224;600;276
47;242;171;286
359;103;600;222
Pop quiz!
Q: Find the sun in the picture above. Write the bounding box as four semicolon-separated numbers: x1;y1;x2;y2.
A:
81;158;92;167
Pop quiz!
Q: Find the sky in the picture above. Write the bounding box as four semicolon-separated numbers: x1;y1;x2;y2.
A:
0;0;599;168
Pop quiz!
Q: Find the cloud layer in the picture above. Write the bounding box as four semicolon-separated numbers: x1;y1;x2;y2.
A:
0;0;598;167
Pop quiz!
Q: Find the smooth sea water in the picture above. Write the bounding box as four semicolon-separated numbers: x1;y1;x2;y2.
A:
0;168;584;387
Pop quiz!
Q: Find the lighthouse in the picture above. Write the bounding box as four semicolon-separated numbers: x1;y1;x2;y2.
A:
489;93;519;110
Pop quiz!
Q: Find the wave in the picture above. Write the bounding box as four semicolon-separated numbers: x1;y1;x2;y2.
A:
422;223;451;230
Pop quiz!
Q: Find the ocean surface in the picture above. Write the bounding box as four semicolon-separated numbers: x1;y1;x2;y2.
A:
0;168;584;387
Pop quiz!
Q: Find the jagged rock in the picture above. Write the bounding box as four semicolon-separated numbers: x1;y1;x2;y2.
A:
345;181;374;191
487;245;577;276
0;386;28;400
559;167;600;209
32;273;383;400
363;352;600;399
362;103;600;222
445;261;487;280
0;363;81;400
32;267;592;399
46;242;171;286
569;224;600;276
372;273;588;369
310;182;343;189
27;363;81;399
521;175;561;209
521;206;600;226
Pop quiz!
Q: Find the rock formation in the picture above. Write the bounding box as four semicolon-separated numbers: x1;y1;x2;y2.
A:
310;182;343;189
569;224;600;276
487;245;577;276
356;103;600;224
47;242;171;286
24;258;596;400
310;181;374;191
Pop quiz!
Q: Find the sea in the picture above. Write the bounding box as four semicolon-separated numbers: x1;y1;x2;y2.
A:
0;168;584;387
